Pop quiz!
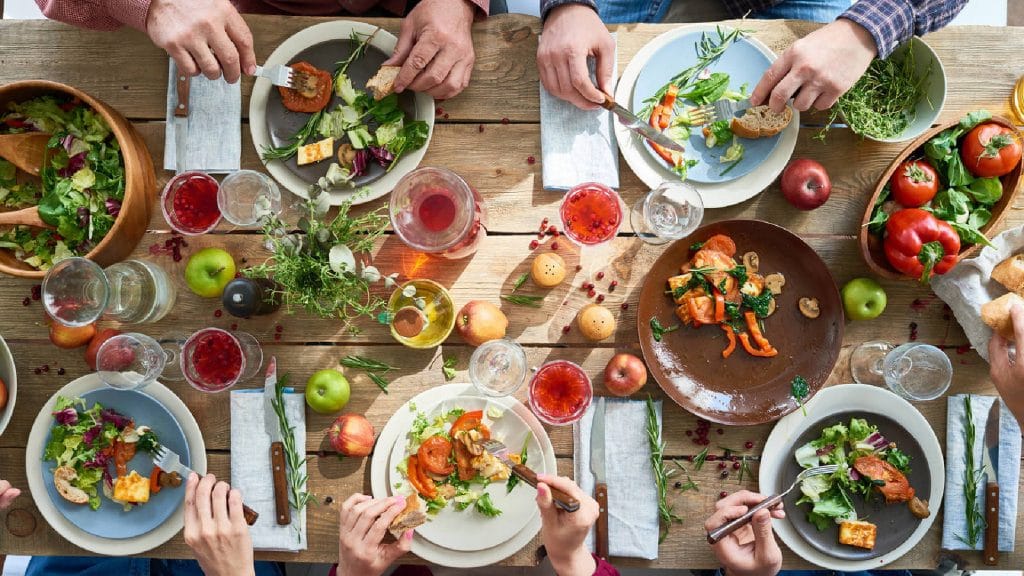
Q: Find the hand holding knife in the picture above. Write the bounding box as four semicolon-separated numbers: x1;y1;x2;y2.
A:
591;397;609;560
264;357;291;526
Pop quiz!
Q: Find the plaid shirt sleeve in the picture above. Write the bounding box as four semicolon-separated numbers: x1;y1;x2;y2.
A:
540;0;597;21
840;0;969;58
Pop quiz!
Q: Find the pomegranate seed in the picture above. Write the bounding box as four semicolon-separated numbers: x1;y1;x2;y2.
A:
230;323;238;330
717;462;726;469
596;272;605;280
214;309;223;318
478;124;484;132
745;441;754;449
529;240;539;249
181;240;189;248
22;297;30;306
552;230;560;237
576;265;583;271
717;428;724;435
542;217;549;225
501;117;510;124
685;430;692;436
621;303;629;310
443;113;450;120
719;491;728;499
587;289;596;298
435;107;443;114
562;325;571;334
586;282;595;290
172;253;182;262
596;294;605;303
551;242;559;250
34;368;41;375
274;333;282;341
733;461;741;470
42;365;49;372
538;232;545;239
276;325;284;333
527;156;536;165
547;225;556;235
149;245;161;255
58;367;66;375
707;455;717;462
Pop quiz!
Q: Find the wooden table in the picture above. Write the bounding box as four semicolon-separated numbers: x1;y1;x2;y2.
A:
0;13;1022;570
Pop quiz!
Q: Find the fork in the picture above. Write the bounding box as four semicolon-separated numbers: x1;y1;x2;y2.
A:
708;97;753;124
153;445;260;526
705;464;839;544
686;103;715;126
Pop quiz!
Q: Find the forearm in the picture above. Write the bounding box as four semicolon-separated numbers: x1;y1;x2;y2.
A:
540;0;596;21
35;0;151;31
840;0;968;58
549;547;599;576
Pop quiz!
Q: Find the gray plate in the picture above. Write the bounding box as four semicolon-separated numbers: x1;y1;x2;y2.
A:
264;39;417;188
780;411;930;561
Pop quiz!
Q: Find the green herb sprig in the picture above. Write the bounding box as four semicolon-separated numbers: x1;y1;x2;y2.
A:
340;355;395;394
693;446;710;471
957;395;986;547
270;373;314;539
791;375;809;416
442;356;457;381
670;459;698;492
511;272;529;292
506;433;531;493
646;396;682;542
502;295;544;307
650;317;681;342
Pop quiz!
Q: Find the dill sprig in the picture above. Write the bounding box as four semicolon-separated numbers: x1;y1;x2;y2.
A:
957;395;986;547
270;373;314;538
502;294;544;307
511;272;529;292
646;396;682;542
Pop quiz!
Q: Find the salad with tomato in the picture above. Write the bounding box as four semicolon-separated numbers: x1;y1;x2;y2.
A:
397;406;528;518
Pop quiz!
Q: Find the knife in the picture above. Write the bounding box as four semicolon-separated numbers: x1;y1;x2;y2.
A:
591;396;609;560
174;73;190;174
264;357;291;526
600;94;686;153
477;439;579;512
982;399;1001;566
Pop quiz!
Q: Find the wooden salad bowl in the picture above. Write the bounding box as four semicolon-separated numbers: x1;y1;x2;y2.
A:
859;114;1023;280
0;80;155;279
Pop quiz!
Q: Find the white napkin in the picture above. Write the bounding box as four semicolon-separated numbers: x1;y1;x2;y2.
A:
164;60;241;173
573;398;660;560
942;394;1021;551
539;33;619;191
931;224;1024;362
230;388;307;551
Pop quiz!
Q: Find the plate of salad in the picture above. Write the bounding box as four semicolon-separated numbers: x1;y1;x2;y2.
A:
250;20;434;206
759;384;943;570
387;396;547;552
40;388;189;540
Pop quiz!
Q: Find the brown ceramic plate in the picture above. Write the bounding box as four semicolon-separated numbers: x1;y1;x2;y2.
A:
780;411;930;560
636;219;843;425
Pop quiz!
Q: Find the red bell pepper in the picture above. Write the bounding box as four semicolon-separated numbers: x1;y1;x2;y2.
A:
647;88;685;168
883;208;961;283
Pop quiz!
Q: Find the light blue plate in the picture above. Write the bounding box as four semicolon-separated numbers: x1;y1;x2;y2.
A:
631;31;782;184
41;388;189;540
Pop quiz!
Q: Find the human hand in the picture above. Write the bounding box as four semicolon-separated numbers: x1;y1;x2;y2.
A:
183;473;255;576
989;303;1024;427
336;494;412;576
704;490;785;576
146;0;256;83
750;19;877;113
0;479;21;509
383;0;476;100
537;4;615;110
536;474;599;576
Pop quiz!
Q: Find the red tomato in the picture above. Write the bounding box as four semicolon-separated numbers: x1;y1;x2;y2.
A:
451;411;489;437
890;159;939;207
277;61;332;114
702;234;737;257
418;436;454;476
961;123;1022;178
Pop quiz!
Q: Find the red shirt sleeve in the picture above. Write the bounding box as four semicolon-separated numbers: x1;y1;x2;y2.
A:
593;555;621;576
35;0;152;32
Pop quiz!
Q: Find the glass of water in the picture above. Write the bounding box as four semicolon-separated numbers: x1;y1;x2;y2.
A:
850;340;952;401
629;181;704;245
217;170;282;226
469;339;528;397
96;333;183;390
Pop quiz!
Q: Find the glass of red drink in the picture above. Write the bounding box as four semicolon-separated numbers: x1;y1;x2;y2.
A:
559;182;623;247
528;360;593;426
161;172;222;235
181;328;262;392
390;167;487;259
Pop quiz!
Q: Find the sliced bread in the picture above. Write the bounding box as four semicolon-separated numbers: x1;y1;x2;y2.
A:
730;105;793;139
992;253;1024;295
366;65;401;101
981;292;1024;341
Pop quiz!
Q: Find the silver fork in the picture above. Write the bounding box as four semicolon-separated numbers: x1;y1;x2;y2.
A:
687;103;715;126
153;445;260;525
709;97;753;124
705;464;839;544
252;64;295;88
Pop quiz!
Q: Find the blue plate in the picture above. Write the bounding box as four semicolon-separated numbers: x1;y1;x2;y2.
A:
41;388;189;539
631;31;782;184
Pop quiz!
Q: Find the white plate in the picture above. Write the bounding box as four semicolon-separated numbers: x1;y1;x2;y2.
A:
758;384;944;571
387;396;545;552
0;334;17;437
249;20;435;206
615;25;799;209
370;384;556;568
25;375;207;555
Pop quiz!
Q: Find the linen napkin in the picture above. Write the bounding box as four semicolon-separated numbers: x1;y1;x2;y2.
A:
539;33;619;191
942;394;1021;551
164;59;241;173
230;388;307;551
573;397;660;559
931;224;1024;362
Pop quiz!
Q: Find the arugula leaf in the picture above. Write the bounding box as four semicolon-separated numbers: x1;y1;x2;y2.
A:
474;492;502;517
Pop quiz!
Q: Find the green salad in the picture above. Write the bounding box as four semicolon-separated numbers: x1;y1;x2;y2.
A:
794;418;912;531
0;96;125;270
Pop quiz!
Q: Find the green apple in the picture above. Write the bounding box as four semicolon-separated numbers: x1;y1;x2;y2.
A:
842;277;887;321
305;369;351;414
185;248;236;298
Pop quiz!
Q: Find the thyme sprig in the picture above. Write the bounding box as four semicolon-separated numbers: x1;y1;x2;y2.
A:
957;395;986;547
340;355;395;394
502;294;544;307
646;396;682;542
270;373;314;539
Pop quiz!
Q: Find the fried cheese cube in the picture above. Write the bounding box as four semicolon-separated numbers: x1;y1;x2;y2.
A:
838;520;876;550
113;471;151;504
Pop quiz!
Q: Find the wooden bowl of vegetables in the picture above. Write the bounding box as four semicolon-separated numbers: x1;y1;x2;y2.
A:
0;80;155;279
859;112;1023;281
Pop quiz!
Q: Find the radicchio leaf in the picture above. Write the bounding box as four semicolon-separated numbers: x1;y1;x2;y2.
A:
52;407;78;425
368;146;394;168
84;450;110;469
83;424;102;446
105;198;121;217
351;149;369;177
100;408;130;430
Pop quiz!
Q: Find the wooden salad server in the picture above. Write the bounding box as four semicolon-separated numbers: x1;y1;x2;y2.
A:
0;132;50;176
0;205;51;229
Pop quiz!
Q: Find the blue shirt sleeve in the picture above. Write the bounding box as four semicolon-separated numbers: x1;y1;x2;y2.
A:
540;0;597;21
840;0;969;58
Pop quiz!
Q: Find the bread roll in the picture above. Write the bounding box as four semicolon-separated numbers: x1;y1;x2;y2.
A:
981;292;1024;341
992;254;1024;295
730;105;793;139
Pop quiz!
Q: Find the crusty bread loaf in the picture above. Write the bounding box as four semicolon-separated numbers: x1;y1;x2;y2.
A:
730;105;793;139
992;254;1024;295
388;494;426;539
981;292;1024;341
54;466;89;505
366;66;400;101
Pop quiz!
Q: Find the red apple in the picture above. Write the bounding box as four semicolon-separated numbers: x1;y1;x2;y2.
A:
49;321;97;349
456;301;508;347
85;328;122;370
603;353;648;397
781;159;831;210
0;377;8;411
328;413;375;457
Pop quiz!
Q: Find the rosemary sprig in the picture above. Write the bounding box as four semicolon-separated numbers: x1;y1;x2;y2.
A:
738;457;753;483
671;460;699;491
693;446;710;471
442;356;457;381
340;355;395;373
367;372;390;394
335;29;379;81
502;294;544;307
270;373;314;538
646;396;682;542
511;272;529;292
957;395;986;547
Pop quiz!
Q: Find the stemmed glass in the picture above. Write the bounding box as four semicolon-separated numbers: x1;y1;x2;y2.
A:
181;328;263;393
469;339;528;397
850;341;953;401
96;332;184;389
42;257;176;327
217;170;282;227
559;182;623;276
629;181;705;244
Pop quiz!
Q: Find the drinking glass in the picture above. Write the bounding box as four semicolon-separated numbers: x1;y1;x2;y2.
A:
181;328;263;393
629;181;704;244
850;340;952;401
390;167;487;259
42;257;176;327
217;170;282;226
161;171;221;235
470;339;528;397
96;332;183;389
528;360;593;426
560;182;623;277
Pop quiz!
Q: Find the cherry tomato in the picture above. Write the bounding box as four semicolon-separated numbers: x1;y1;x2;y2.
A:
961;122;1022;178
277;61;332;114
418;436;454;476
702;234;737;257
890;159;939;207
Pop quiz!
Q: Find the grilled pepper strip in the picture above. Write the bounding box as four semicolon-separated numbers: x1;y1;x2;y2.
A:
714;291;725;323
883;208;961;283
150;466;162;494
648;92;685;167
721;325;737;358
739;332;778;357
743;311;773;352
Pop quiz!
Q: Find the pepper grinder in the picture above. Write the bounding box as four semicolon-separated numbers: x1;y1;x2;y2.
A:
222;277;282;318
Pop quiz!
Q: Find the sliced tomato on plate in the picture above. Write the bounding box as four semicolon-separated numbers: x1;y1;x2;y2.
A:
418;436;455;476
